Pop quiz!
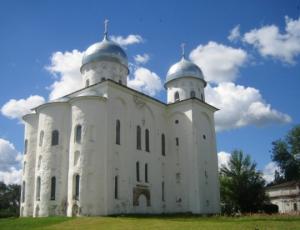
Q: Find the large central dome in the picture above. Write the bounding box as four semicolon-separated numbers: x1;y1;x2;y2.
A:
81;36;128;70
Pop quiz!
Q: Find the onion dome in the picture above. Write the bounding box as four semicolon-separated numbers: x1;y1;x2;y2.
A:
81;20;128;71
165;43;206;87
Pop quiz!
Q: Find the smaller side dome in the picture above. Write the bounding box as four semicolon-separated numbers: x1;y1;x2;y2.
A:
165;57;206;87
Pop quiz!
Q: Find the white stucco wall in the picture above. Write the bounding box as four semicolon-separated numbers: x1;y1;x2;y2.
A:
21;79;220;216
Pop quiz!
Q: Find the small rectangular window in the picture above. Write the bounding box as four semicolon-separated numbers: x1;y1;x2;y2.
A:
176;137;179;146
114;176;118;199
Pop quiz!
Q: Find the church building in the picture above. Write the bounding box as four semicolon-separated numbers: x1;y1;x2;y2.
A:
20;21;220;217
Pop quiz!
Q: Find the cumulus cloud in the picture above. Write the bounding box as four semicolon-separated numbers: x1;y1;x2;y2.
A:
46;50;83;100
218;151;231;169
190;42;248;83
0;138;22;184
263;162;280;183
228;25;241;42
205;82;291;131
134;53;150;64
1;95;45;120
111;34;143;47
128;67;163;96
243;16;300;64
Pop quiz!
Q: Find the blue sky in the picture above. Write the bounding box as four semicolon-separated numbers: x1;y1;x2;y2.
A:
0;0;300;183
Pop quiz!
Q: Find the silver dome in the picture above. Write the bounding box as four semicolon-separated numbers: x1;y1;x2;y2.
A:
165;58;206;86
81;37;128;69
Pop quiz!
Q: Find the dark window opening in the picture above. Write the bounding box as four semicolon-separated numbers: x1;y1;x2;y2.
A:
50;177;56;200
22;181;25;203
114;176;118;199
39;131;44;147
161;134;165;156
136;162;140;182
145;129;150;152
36;177;41;201
75;125;82;144
75;175;80;201
145;164;148;183
51;130;59;146
190;90;196;98
116;120;121;145
137;126;141;150
174;91;180;101
176;137;179;146
24;139;28;154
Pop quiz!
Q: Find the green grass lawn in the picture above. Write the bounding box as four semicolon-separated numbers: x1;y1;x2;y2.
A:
1;215;300;230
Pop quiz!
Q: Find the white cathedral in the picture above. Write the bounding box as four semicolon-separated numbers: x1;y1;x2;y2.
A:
20;22;220;217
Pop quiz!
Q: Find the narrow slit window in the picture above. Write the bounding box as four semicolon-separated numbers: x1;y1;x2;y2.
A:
161;134;165;156
136;161;140;182
50;177;56;200
136;126;141;150
145;129;150;152
75;125;82;144
75;175;80;201
39;131;44;147
116;120;120;145
145;163;148;183
114;176;118;199
24;139;28;154
36;177;41;201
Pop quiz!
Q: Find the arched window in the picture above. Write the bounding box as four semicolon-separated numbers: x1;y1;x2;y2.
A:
161;134;165;156
24;139;28;154
75;174;80;200
39;131;44;147
75;125;82;144
145;129;150;152
136;126;141;150
136;162;140;182
85;79;90;87
22;181;25;203
114;176;118;199
51;130;59;146
162;181;165;201
50;177;56;200
145;163;148;183
174;91;180;101
36;177;41;201
116;120;120;145
190;90;196;98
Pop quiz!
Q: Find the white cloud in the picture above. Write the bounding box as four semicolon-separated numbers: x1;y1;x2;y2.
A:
1;95;45;120
228;25;241;42
0;138;22;184
134;53;150;64
243;16;300;64
111;34;143;47
128;67;163;96
206;82;291;131
218;151;231;169
190;41;248;83
0;168;22;185
263;162;280;183
46;49;83;100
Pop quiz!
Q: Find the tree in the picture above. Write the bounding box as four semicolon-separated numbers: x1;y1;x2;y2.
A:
220;150;267;214
271;125;300;182
0;181;21;217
